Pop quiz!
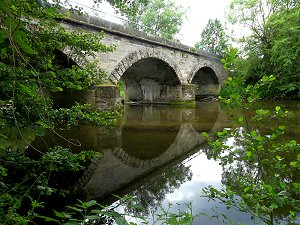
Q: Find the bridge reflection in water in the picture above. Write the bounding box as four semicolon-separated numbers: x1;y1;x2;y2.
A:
70;102;228;200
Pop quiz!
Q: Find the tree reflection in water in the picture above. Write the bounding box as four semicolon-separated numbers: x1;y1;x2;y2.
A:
202;106;300;225
121;163;192;217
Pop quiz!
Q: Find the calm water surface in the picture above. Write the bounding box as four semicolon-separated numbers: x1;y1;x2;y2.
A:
32;101;300;224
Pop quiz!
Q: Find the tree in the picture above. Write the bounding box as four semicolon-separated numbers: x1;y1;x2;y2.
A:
202;57;300;223
224;0;300;99
125;0;186;40
227;0;298;42
0;0;118;126
264;5;300;98
0;0;121;223
123;163;192;217
194;18;229;56
91;0;150;18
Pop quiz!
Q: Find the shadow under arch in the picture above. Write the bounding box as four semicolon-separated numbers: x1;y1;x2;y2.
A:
188;63;221;99
109;50;184;103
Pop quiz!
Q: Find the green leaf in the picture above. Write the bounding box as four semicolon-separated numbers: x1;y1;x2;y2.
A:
201;132;208;138
250;131;257;137
113;214;129;225
10;5;17;12
275;106;281;112
54;210;67;218
86;215;100;220
83;200;97;208
31;200;44;209
66;206;83;213
19;84;36;97
0;29;8;44
217;131;223;137
0;166;8;177
56;87;63;92
246;151;252;157
244;187;250;192
215;141;221;147
36;120;50;129
290;161;298;167
270;203;278;209
220;58;226;64
261;76;269;82
289;140;297;146
35;126;45;137
14;30;37;55
91;210;113;217
36;215;59;222
238;116;244;123
5;17;18;31
0;1;9;13
63;222;79;225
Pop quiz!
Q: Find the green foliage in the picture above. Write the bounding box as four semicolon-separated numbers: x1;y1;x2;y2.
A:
0;144;100;224
155;203;195;225
226;0;300;99
122;163;192;217
227;0;298;45
0;0;115;126
195;19;229;57
118;79;125;98
38;199;130;225
0;0;123;224
47;103;121;129
125;0;186;40
38;195;198;225
220;47;238;71
0;121;36;152
202;61;300;224
264;5;300;98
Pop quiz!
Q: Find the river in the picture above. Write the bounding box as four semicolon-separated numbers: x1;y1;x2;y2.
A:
30;100;300;224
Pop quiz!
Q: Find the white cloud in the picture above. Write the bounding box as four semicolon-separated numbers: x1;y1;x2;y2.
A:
165;154;222;202
172;0;231;46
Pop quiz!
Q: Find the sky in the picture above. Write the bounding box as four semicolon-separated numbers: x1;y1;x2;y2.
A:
71;0;232;46
172;0;232;45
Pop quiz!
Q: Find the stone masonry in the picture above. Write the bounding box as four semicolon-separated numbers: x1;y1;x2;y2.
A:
59;14;229;104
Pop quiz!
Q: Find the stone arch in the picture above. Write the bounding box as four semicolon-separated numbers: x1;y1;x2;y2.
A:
188;61;221;84
109;49;184;84
188;62;221;98
109;49;185;103
111;124;204;169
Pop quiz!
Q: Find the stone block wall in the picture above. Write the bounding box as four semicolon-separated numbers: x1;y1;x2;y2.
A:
182;84;196;101
48;85;119;111
94;85;119;110
195;84;221;98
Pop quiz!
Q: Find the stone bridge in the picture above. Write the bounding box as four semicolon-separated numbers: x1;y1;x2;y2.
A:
61;14;229;104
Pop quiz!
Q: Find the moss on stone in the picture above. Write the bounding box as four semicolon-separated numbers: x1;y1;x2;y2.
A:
168;100;196;106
